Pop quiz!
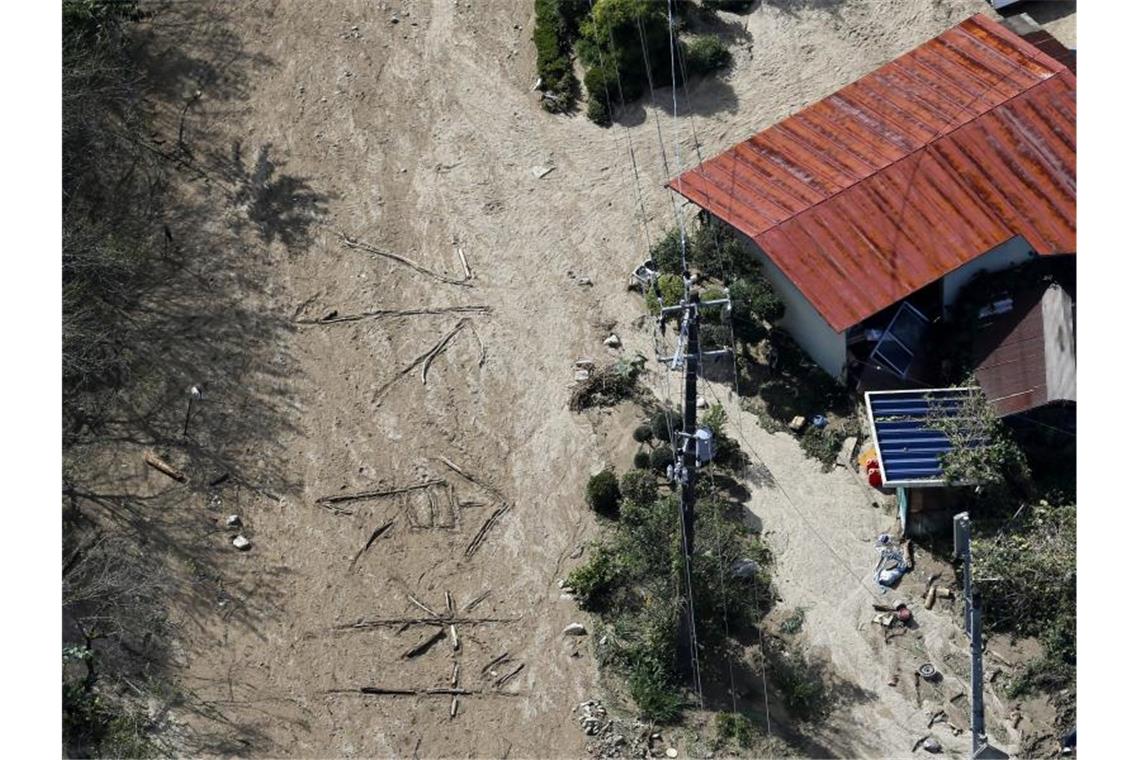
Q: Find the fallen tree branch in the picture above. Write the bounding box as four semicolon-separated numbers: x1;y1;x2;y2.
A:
493;664;525;689
437;456;505;501
374;321;467;401
463;590;491;613
402;628;446;659
349;520;396;570
317;480;444;506
480;652;511;676
144;451;185;482
334;616;519;631
421;321;468;385
407;593;441;619
465;503;512;558
296;305;491;326
341;233;472;287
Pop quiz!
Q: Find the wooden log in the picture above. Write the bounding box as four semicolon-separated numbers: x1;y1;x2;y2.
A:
402;628;446;659
317;480;443;505
144;451;185;482
360;687;417;696
449;624;459;651
493;663;524;689
349;520;396;570
450;695;459;719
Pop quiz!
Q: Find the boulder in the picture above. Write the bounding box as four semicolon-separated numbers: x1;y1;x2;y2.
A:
603;334;621;348
232;535;251;551
562;623;588;636
225;514;242;529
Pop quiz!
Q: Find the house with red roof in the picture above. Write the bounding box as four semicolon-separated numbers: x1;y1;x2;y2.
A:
668;13;1075;386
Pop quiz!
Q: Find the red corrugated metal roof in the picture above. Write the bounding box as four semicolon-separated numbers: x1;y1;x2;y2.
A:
669;14;1075;332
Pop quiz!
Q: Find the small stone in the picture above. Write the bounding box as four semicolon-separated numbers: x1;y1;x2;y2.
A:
232;535;251;551
563;623;587;636
922;737;942;753
577;276;593;286
225;514;242;529
696;395;708;409
390;15;399;23
666;749;679;758
604;334;621;348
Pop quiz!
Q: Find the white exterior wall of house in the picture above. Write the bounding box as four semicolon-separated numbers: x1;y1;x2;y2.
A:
736;235;847;379
941;235;1035;311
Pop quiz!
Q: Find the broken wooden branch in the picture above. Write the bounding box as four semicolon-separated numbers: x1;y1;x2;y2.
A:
450;695;459;719
437;456;505;500
463;590;490;613
445;591;455;617
317;480;444;506
451;663;459;688
407;593;441;619
349;520;396;570
402;629;446;659
359;687;417;696
465;504;512;558
456;245;472;280
144;451;185;482
375;321;468;401
493;664;524;689
449;624;459;651
341;233;472;287
296;304;491;326
480;652;511;676
334;615;519;632
421;320;468;384
425;688;473;696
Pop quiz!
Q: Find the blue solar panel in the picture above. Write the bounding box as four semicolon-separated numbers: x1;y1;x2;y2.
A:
864;388;984;487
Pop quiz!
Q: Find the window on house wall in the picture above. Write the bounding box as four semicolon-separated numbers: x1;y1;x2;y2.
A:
869;302;930;378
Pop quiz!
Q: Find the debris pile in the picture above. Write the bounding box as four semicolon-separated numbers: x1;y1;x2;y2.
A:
574;701;659;758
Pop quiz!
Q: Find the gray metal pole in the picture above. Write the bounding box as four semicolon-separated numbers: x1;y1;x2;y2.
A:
970;589;986;756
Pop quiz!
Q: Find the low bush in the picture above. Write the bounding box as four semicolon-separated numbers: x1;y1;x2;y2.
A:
714;711;756;749
651;409;681;441
645;273;686;314
798;425;844;471
704;0;753;13
566;545;621;610
633;424;654;443
633;450;651;470
649;446;675;473
765;640;831;721
620;469;659;508
683;35;731;77
586;469;622;516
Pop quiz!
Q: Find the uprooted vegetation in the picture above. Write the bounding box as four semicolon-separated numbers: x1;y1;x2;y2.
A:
566;419;774;724
569;354;648;411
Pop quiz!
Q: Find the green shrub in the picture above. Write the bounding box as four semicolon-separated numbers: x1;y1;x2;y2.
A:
586;468;622;516
620;469;658;507
700;403;728;437
629;659;685;722
633;424;654;443
645;273;685;314
585;95;610;125
766;641;830;721
651;410;681;442
798;425;843;471
577;0;671;108
534;0;591;113
633;450;651;469
730;276;784;325
649;446;675;473
566;546;621;610
684;35;731;77
714;711;756;748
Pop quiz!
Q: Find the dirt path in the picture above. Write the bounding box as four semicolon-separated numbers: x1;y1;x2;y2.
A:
125;0;1015;756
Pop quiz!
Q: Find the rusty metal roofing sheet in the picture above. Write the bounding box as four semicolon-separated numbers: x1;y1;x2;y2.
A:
973;281;1076;417
669;14;1075;332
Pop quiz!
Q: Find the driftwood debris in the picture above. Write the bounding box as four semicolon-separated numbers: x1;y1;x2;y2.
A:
449;624;460;651
465;504;512;558
450;695;459;719
480;652;511;676
318;480;444;508
359;687;417;696
297;304;491;326
445;591;455;616
335;616;518;632
349;520;396;570
341;233;473;287
402;628;447;659
374;320;477;401
144;452;186;482
493;664;524;689
463;590;490;613
407;593;441;619
456;245;472;280
437;456;505;501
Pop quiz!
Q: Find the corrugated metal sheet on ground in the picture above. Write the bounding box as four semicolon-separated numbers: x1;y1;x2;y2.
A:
669;14;1075;332
865;388;986;487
